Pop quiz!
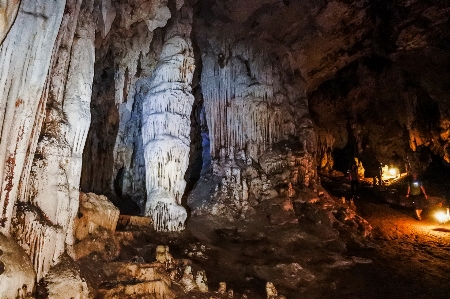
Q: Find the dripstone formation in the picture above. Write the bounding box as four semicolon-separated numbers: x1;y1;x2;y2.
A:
0;0;449;298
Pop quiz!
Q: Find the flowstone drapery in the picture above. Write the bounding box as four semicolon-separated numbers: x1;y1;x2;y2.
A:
0;0;66;236
201;43;287;161
0;0;21;45
142;7;194;231
13;1;95;279
193;34;317;217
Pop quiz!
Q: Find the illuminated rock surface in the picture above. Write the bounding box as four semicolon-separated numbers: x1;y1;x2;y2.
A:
142;6;194;231
0;0;20;45
0;0;449;298
0;233;35;299
0;0;65;236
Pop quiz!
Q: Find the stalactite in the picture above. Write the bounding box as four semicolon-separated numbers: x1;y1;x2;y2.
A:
201;44;288;161
142;7;194;231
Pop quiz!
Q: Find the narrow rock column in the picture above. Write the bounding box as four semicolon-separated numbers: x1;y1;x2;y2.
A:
142;7;194;231
62;4;95;247
0;0;66;235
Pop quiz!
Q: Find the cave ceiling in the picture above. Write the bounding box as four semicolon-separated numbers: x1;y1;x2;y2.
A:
0;0;450;297
193;0;450;93
191;0;450;168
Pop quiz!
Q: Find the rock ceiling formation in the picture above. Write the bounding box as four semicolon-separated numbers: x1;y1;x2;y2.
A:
0;0;449;297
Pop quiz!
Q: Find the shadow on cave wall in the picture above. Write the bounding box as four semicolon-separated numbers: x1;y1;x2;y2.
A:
80;60;119;197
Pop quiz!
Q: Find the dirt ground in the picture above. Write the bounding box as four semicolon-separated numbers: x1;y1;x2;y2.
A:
183;178;450;299
69;175;450;299
347;195;450;299
308;176;450;299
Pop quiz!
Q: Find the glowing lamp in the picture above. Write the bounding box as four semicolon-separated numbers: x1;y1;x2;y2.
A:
435;210;449;224
388;167;398;176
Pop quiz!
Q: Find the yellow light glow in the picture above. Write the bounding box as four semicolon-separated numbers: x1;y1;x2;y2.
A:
388;167;398;176
435;211;449;224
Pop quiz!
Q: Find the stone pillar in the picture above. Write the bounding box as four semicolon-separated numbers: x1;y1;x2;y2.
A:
12;0;94;279
142;7;194;231
0;0;66;236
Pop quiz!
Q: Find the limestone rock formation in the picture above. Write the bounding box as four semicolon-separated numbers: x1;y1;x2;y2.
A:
142;7;195;231
11;0;95;280
0;233;35;299
0;0;65;236
42;256;89;299
0;0;448;297
72;192;120;261
0;0;20;44
74;192;120;241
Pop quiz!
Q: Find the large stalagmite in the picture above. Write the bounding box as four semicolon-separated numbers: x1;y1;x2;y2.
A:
142;7;194;231
0;0;66;236
17;1;95;279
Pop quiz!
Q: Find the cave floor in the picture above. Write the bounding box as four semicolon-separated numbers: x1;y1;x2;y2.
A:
185;209;450;298
74;180;450;299
183;180;450;299
349;196;450;299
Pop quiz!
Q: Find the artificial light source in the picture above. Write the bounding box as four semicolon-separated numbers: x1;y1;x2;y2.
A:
435;210;449;224
388;167;398;177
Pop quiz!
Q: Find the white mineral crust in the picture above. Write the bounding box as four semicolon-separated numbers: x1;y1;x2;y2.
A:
142;7;194;232
0;0;65;236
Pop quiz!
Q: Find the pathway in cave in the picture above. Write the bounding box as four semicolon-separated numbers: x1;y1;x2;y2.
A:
184;179;450;299
76;178;450;299
319;178;450;299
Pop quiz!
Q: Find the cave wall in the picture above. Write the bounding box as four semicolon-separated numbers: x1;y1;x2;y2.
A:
0;0;449;290
310;0;450;175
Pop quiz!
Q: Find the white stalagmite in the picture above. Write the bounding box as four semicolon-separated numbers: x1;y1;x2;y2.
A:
110;1;176;208
142;7;194;231
12;0;94;279
0;0;66;236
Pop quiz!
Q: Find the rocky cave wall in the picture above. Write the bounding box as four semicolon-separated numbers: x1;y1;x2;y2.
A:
310;0;450;176
0;0;449;295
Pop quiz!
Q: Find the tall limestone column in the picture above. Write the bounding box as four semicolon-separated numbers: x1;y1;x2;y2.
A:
17;1;94;279
0;0;66;236
142;7;194;231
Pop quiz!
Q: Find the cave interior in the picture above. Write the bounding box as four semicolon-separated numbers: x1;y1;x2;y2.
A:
0;0;450;298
